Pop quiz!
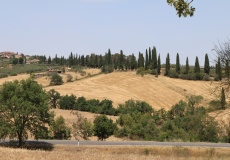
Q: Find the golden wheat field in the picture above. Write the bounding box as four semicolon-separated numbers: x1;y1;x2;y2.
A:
43;70;221;110
0;145;230;160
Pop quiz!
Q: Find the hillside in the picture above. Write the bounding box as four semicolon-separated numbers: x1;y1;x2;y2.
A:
44;70;220;110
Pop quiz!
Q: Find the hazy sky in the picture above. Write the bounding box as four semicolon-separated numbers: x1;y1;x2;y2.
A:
1;0;230;65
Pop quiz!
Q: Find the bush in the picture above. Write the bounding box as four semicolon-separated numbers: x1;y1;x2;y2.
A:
101;65;114;74
50;116;71;140
169;70;179;78
50;73;63;85
0;73;8;78
66;74;73;82
203;74;210;81
59;94;76;110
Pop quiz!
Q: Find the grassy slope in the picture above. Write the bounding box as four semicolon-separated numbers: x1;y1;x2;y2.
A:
44;71;220;110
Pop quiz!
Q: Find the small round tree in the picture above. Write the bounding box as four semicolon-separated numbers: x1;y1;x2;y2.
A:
93;115;116;141
50;73;63;85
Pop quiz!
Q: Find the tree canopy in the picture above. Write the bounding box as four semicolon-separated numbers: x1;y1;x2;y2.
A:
0;78;53;147
167;0;195;17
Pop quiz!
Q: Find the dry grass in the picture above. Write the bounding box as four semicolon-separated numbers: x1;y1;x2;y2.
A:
0;145;230;160
44;70;221;110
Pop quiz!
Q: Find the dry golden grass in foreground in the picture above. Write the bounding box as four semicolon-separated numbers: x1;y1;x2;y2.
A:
0;145;230;160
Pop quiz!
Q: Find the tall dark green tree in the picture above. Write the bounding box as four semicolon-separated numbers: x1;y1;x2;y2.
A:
138;52;144;68
204;53;210;74
48;56;51;64
107;49;112;65
149;47;152;64
157;54;161;75
0;78;53;147
185;57;189;74
221;88;226;110
225;60;230;78
165;53;170;76
194;56;200;73
152;47;158;70
119;50;124;70
130;54;137;70
176;53;180;74
145;49;149;70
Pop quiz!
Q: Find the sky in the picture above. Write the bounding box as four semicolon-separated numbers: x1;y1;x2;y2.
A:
0;0;230;65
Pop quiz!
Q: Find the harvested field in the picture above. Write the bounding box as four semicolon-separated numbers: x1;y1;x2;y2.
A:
45;71;220;110
0;145;230;160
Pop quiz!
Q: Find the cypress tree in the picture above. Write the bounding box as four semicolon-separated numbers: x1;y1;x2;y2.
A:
157;54;161;75
194;56;200;73
176;53;180;74
204;53;210;74
107;49;112;65
48;56;51;64
152;47;158;70
145;49;149;70
185;57;189;74
165;53;170;76
99;55;103;68
119;50;124;70
149;47;152;64
220;87;226;110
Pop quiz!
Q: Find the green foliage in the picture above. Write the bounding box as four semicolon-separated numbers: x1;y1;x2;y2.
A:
75;97;118;116
50;116;71;140
93;115;117;141
204;54;210;74
59;94;76;110
165;53;170;76
49;73;63;85
167;0;195;17
48;89;61;108
101;65;114;74
194;56;200;73
117;100;153;115
176;53;180;74
0;78;53;147
136;67;151;77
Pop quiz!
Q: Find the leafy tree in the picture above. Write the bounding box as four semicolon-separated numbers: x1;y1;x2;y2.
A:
157;54;161;75
48;89;61;108
167;0;195;17
138;52;145;68
12;58;18;65
50;116;71;140
185;57;189;74
165;53;170;76
176;53;180;74
0;78;53;147
50;73;63;85
220;88;226;110
194;56;200;73
93;115;116;141
107;49;112;65
59;94;76;110
130;54;137;70
204;53;210;74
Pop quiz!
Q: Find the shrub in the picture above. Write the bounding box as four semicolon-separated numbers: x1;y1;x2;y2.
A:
66;74;73;82
50;73;63;85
